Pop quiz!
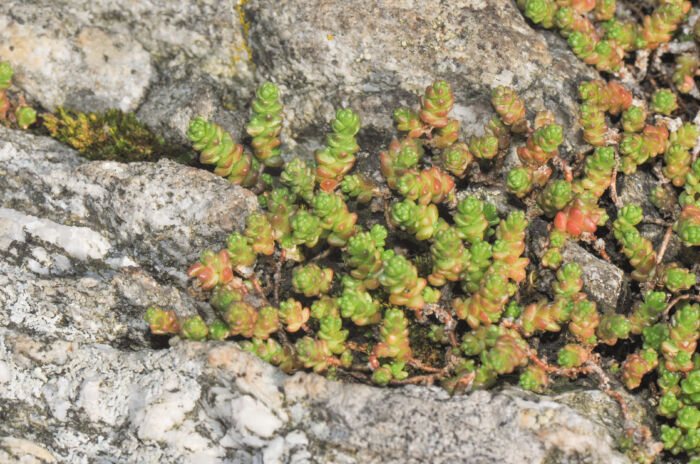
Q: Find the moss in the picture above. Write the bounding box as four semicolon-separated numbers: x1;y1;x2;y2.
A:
42;107;181;163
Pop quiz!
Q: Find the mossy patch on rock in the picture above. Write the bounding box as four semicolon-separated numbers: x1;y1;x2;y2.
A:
43;107;181;163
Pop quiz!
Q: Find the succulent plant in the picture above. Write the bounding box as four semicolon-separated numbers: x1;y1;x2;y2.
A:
246;82;283;167
397;167;455;205
292;264;334;297
312;192;358;247
379;250;426;311
281;158;315;203
316;109;361;191
188;117;258;186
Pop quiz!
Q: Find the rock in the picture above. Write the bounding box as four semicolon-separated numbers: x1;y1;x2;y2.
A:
135;65;248;148
529;219;627;311
617;170;686;265
618;171;663;221
0;333;638;464
0;126;259;273
0;20;153;113
560;241;628;312
244;0;597;159
0;127;257;346
0;0;252;113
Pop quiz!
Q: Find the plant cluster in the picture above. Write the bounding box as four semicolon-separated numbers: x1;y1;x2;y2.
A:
147;76;700;462
517;0;693;81
0;61;36;130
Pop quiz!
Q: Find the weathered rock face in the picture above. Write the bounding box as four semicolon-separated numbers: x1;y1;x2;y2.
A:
0;126;258;348
0;127;258;273
0;0;251;113
0;131;644;463
0;333;638;464
529;218;627;311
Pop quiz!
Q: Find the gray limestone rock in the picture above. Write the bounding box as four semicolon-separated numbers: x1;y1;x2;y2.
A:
135;65;248;148
0;20;153;113
560;241;628;312
0;127;258;347
617;170;689;265
0;126;259;273
1;0;598;160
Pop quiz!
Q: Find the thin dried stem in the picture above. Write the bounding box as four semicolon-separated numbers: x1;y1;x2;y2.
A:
662;294;700;320
610;158;623;209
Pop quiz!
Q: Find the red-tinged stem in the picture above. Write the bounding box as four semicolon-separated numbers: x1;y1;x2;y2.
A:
392;373;441;386
408;358;444;373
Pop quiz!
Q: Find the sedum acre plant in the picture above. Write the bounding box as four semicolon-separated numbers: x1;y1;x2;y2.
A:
147;75;700;464
0;61;37;131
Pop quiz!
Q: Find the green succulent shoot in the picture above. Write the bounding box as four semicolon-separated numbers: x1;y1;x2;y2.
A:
292;264;334;297
650;89;678;116
15;106;37;129
281;158;315;203
537;180;572;217
246;82;283;167
533;124;563;153
506;167;533;198
180;315;209;341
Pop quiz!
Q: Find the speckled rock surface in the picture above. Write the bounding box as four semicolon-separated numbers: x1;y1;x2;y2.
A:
617;170;692;266
0;126;258;273
0;0;251;114
0;129;646;463
560;242;628;312
0;19;153;112
134;64;249;148
0;332;639;464
0;126;257;347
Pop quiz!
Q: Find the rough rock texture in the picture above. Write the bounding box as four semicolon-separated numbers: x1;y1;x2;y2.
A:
0;0;250;113
0;126;258;273
0;334;641;464
617;170;694;266
244;0;598;158
0;130;646;463
0;126;257;347
134;64;249;148
560;242;628;312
